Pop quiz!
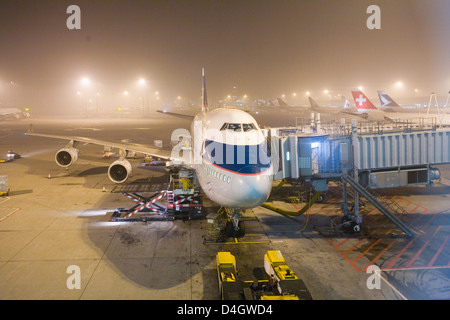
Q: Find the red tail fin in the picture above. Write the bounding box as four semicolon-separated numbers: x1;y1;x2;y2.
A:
351;91;377;110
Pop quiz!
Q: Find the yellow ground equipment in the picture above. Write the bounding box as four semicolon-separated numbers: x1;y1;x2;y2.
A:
216;252;243;300
0;176;9;196
264;250;298;281
216;251;312;300
264;250;311;299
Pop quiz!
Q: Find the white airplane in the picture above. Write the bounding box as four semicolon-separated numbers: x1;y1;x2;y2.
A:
0;107;30;120
309;95;389;122
352;90;450;126
275;98;310;113
308;96;355;113
377;90;449;114
27;69;273;237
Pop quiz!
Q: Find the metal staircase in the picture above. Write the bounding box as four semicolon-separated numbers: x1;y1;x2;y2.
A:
342;174;415;238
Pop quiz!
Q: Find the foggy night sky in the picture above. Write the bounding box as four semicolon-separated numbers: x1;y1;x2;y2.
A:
0;0;449;114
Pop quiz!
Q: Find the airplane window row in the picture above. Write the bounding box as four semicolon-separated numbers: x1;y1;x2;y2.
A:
220;123;255;132
204;164;231;183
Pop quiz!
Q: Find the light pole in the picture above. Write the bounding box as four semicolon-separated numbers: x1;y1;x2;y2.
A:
138;78;148;116
81;77;91;117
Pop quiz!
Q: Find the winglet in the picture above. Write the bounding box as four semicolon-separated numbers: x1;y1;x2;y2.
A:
202;68;209;112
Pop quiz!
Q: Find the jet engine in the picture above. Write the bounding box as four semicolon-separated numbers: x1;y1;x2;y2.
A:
108;159;132;183
55;147;79;167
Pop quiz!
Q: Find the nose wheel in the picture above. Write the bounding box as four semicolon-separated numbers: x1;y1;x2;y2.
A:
225;220;245;238
224;208;245;238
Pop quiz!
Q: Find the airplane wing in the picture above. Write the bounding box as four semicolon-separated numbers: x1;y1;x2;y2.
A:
156;110;195;120
26;127;177;161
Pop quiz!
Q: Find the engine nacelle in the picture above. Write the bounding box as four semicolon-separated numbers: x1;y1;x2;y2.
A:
108;159;132;183
55;147;79;167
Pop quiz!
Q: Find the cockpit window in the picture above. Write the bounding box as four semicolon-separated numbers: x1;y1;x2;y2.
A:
220;123;242;131
220;123;255;132
228;123;242;131
242;123;255;132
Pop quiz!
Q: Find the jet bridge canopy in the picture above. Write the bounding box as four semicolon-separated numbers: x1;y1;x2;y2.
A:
270;133;351;181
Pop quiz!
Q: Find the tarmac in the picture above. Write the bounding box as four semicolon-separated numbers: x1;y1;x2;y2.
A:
0;114;449;300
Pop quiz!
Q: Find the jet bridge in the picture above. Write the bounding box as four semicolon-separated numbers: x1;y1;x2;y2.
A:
267;121;450;237
269;122;450;187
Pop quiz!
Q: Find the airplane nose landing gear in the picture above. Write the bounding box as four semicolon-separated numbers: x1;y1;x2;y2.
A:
224;208;245;238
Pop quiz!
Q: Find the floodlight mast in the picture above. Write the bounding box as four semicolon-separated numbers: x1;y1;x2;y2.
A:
202;68;209;112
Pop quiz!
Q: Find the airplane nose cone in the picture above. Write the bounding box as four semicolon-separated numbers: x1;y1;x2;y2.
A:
231;173;273;208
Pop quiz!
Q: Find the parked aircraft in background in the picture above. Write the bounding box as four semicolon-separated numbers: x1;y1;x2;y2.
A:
377;91;449;114
352;90;450;126
308;96;354;113
0;107;30;120
308;95;389;122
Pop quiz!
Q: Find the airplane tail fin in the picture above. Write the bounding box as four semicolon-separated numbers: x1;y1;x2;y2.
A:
202;68;209;112
341;96;359;112
341;96;351;109
308;97;321;110
351;91;378;110
378;91;400;108
277;98;288;106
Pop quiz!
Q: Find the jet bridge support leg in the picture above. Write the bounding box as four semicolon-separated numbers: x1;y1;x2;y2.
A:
340;179;361;233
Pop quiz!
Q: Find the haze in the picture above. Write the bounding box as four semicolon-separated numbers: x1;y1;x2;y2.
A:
0;0;449;116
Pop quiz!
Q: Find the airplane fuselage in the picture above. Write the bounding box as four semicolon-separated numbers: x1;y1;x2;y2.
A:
190;108;273;209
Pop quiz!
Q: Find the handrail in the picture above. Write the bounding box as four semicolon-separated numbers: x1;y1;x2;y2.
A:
342;174;415;238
